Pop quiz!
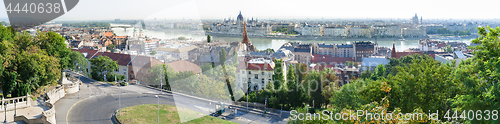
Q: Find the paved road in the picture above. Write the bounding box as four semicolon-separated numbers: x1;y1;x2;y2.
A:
57;70;288;124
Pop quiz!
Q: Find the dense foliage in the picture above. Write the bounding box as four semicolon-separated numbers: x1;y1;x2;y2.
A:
0;27;67;97
291;26;500;123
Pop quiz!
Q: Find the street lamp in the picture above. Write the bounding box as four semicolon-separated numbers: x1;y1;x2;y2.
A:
78;67;80;99
14;100;17;116
155;95;159;124
4;102;8;123
118;84;121;116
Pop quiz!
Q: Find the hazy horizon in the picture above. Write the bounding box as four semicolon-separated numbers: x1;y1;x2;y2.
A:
0;0;499;21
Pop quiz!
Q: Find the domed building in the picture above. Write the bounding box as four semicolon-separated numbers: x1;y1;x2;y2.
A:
210;11;272;36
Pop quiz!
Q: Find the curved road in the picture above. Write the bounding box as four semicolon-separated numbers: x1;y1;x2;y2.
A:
56;71;288;124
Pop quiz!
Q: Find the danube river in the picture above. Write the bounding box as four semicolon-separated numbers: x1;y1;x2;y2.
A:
111;24;474;52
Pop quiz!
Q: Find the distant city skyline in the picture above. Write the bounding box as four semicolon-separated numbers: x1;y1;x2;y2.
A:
0;0;498;21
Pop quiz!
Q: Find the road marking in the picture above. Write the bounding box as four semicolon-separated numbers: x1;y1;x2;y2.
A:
66;94;92;124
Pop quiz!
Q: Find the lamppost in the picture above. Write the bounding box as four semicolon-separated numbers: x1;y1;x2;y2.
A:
155;95;159;124
4;102;8;123
78;67;80;99
118;83;121;116
14;100;17;116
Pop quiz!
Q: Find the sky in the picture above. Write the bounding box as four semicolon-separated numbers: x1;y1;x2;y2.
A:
0;0;498;21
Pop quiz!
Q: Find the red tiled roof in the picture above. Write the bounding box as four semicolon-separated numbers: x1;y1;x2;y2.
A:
247;63;274;71
100;52;133;66
166;60;202;73
105;32;113;37
129;55;163;68
71;48;99;59
114;36;128;39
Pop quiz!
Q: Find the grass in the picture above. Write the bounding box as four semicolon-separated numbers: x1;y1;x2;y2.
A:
117;104;236;124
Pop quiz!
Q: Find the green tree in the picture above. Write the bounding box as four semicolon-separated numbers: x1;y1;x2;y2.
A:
386;55;456;116
218;48;235;101
89;56;118;81
360;70;372;79
370;64;386;80
36;31;71;69
450;26;500;123
178;36;186;40
272;59;285;90
69;51;88;75
219;48;227;65
294;63;308;84
285;64;303;109
150;50;157;55
146;64;166;86
207;35;211;43
1;71;16;96
107;44;116;52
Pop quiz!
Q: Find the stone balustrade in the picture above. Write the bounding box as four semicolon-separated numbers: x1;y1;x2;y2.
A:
0;94;31;112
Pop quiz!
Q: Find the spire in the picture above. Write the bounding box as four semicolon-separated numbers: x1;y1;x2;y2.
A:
391;42;396;58
242;22;255;51
242;22;250;44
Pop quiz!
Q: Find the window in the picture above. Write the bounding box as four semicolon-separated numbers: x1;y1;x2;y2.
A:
248;71;251;74
262;78;265;83
262;72;264;75
248;78;251;82
255;74;258;79
115;68;119;72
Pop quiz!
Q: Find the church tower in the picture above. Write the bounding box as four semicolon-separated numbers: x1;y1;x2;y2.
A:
242;22;255;51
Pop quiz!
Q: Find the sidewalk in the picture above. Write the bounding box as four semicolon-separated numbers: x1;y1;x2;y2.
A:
0;97;49;124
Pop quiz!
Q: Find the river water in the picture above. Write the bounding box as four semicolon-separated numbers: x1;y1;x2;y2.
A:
111;24;474;52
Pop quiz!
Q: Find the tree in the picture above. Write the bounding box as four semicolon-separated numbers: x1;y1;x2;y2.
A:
107;44;116;52
89;56;118;81
386;55;456;117
218;48;235;101
36;31;71;69
1;71;16;96
294;63;308;83
207;35;211;43
146;64;166;86
219;48;227;65
69;51;88;75
285;64;302;109
370;64;386;80
178;36;186;40
272;59;285;90
16;46;60;95
450;26;500;123
150;50;157;55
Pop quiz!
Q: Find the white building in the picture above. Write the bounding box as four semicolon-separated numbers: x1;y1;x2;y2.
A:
324;27;346;37
238;58;286;91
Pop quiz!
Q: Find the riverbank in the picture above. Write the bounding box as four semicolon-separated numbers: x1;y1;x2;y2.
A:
207;32;428;41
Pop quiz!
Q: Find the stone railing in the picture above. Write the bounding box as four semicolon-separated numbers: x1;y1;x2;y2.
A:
14;101;56;124
63;76;80;94
46;86;65;104
0;94;31;112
